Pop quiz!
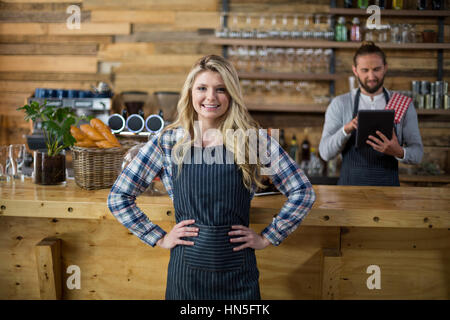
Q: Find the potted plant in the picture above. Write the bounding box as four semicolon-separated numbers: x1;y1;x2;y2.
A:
17;100;85;185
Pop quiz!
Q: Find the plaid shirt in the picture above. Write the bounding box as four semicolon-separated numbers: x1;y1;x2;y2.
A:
108;128;316;247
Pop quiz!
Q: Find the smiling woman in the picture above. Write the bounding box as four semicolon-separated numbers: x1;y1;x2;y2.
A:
107;54;316;300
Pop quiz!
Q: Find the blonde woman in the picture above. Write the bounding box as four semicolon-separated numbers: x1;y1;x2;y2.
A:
108;55;315;300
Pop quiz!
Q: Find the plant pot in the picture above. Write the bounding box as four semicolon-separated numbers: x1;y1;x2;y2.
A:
33;150;66;185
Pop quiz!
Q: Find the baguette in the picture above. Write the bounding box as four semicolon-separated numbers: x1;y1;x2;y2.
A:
80;124;104;141
90;118;121;146
95;140;117;149
70;125;87;141
75;139;97;148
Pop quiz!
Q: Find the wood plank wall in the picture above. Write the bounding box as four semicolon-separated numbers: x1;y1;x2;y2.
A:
0;0;449;174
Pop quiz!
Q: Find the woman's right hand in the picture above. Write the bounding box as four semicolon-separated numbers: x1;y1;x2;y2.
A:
156;219;198;249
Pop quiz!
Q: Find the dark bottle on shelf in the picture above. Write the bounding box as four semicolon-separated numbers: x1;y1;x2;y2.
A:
432;0;443;10
279;129;288;151
289;135;299;163
301;129;311;162
417;0;427;9
375;0;386;9
344;0;353;8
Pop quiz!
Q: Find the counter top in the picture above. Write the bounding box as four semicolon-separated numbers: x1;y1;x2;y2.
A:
1;179;449;229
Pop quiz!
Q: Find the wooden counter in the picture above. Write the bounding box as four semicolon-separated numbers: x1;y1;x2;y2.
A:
1;179;449;299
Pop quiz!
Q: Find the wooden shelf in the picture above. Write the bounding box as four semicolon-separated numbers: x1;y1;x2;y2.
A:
208;38;450;50
416;109;450;115
246;103;328;113
330;8;450;17
238;72;341;81
399;174;450;183
245;103;450;114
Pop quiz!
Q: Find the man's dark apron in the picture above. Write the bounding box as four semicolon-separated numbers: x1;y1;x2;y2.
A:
338;88;400;186
165;145;261;300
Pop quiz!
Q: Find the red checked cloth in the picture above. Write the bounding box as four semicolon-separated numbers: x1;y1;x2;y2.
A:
385;92;412;124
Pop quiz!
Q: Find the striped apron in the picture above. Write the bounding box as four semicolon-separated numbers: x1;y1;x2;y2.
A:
165;145;261;300
338;88;400;186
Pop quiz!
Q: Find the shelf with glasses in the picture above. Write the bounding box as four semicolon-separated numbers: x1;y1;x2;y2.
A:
329;8;450;17
208;38;450;50
238;72;342;81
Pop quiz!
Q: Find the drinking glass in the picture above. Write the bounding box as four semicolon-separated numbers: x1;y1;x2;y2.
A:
268;14;280;38
280;14;290;39
302;14;313;39
256;14;268;39
9;144;26;180
0;145;11;182
291;14;301;38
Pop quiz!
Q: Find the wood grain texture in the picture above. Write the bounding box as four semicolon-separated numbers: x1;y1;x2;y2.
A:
35;238;62;300
1;180;449;229
0;56;97;73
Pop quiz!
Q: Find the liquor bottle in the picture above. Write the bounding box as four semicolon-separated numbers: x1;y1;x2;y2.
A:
417;0;427;10
392;0;403;9
344;0;353;8
289;135;299;162
432;0;443;10
375;0;386;9
279;129;288;151
358;0;369;9
350;17;361;42
301;129;311;162
335;17;347;42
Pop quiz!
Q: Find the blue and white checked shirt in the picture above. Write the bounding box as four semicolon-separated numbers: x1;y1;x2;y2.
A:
107;128;316;247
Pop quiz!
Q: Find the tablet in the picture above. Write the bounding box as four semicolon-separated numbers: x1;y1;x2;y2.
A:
355;110;395;148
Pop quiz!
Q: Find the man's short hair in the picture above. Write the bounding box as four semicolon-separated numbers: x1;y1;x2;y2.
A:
353;41;387;66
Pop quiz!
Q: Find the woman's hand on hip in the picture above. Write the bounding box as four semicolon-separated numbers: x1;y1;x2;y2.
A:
156;219;198;249
228;225;272;251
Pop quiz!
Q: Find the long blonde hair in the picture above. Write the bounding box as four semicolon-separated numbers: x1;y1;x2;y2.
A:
159;54;265;191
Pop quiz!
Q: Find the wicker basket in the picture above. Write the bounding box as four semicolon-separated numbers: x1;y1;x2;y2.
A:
71;145;129;190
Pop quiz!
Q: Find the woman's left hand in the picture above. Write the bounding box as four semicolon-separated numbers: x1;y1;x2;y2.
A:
228;225;271;251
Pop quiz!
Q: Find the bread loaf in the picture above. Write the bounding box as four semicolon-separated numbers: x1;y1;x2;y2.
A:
95;140;117;149
70;125;87;141
75;139;97;148
90;118;121;147
80;124;104;141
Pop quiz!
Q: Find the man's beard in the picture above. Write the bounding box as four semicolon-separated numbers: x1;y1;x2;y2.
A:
357;75;385;94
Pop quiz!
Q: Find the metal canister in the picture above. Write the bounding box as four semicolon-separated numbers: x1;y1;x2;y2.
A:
430;82;436;97
417;94;425;109
443;81;448;95
411;80;421;95
435;81;444;96
420;81;430;95
444;94;450;110
425;94;434;109
434;94;443;109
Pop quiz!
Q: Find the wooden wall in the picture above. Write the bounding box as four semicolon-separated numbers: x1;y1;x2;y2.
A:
0;0;449;173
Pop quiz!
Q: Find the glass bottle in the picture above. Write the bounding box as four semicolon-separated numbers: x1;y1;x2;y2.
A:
301;129;311;162
350;17;361;42
375;0;386;9
335;16;347;42
417;0;427;10
289;135;299;163
344;0;353;8
358;0;369;9
392;0;403;9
